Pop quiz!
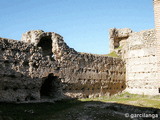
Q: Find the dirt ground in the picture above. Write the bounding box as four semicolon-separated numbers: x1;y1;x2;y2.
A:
51;101;160;120
0;100;160;120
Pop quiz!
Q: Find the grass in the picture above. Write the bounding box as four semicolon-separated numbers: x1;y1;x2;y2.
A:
80;92;160;109
0;93;159;120
115;46;123;50
79;51;120;58
105;51;119;58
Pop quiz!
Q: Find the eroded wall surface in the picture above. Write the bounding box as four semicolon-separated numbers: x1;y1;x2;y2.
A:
154;0;160;95
0;30;126;102
109;28;132;52
109;28;132;59
0;38;43;102
125;29;160;95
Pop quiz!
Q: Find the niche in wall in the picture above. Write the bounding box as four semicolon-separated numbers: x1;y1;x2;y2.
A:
37;36;53;56
40;74;62;98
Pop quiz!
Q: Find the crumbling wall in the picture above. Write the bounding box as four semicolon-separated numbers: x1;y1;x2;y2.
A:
23;30;126;99
0;38;43;102
109;28;132;52
59;53;126;98
109;28;132;59
0;30;126;102
154;0;160;95
125;29;160;95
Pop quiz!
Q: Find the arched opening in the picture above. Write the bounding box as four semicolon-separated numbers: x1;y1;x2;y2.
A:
37;36;53;56
40;74;62;99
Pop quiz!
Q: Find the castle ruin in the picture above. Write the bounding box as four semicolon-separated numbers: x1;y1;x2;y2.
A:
154;0;160;95
0;0;159;102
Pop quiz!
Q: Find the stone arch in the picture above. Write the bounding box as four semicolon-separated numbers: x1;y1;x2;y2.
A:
37;36;53;56
40;74;62;99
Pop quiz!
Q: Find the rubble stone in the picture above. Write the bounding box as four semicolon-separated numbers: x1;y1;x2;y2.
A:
0;31;126;102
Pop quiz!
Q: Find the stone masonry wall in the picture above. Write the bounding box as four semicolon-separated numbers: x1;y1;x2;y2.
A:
0;30;126;102
109;28;132;59
154;0;160;94
125;29;160;95
109;28;132;52
0;38;43;102
60;53;126;98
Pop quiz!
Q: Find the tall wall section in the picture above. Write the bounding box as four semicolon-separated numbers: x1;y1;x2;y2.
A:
0;38;43;102
0;30;126;102
154;0;160;94
125;29;159;95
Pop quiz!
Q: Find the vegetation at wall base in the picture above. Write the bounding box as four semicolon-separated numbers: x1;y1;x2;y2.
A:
80;92;160;109
0;93;159;120
106;51;119;58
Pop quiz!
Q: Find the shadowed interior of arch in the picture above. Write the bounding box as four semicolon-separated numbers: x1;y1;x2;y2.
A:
37;36;53;56
40;74;61;98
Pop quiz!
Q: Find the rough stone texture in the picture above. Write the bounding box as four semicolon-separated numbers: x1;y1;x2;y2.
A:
0;30;126;102
109;28;133;59
1;1;159;102
21;30;44;44
125;29;159;95
154;0;160;95
109;28;132;52
110;27;160;95
0;38;42;102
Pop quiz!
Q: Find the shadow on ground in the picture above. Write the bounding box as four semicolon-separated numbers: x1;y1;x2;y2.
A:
0;99;160;120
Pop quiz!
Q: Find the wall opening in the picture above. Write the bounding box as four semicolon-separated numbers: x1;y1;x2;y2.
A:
159;88;160;93
40;74;61;99
37;36;53;56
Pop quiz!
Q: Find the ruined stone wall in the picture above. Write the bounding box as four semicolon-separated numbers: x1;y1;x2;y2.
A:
123;0;160;96
0;30;126;102
109;28;132;59
60;53;125;98
125;29;160;95
154;0;160;94
109;28;132;52
0;38;43;102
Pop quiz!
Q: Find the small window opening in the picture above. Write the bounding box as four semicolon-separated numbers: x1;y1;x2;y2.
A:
37;36;53;57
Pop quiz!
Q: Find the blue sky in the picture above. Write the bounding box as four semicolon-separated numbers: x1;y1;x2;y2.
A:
0;0;154;54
